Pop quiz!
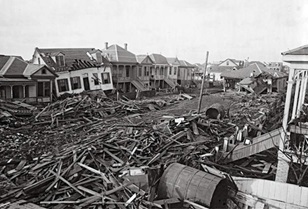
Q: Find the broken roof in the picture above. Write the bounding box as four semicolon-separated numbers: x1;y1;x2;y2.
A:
36;48;103;71
221;63;287;79
281;45;308;55
102;44;137;63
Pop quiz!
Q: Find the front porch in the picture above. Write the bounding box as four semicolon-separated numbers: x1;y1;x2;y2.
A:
0;78;52;103
275;45;308;184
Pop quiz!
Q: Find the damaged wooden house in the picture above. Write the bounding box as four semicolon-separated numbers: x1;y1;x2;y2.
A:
0;55;57;103
31;47;114;97
221;62;287;93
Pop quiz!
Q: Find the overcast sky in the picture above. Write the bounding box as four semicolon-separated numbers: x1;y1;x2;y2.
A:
1;0;308;63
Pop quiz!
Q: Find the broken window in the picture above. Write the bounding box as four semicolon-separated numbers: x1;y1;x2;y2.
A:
57;79;69;92
70;76;81;90
92;73;99;85
56;55;65;67
101;73;111;84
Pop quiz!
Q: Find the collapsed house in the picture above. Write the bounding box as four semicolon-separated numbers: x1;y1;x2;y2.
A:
221;62;287;93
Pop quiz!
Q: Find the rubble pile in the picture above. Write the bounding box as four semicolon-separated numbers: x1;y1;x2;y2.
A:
0;92;285;208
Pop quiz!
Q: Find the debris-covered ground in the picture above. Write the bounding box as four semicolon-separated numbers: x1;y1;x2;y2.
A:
0;90;285;208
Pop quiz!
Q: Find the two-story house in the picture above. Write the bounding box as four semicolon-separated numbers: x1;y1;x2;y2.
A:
0;55;57;103
136;55;154;90
149;54;174;89
31;48;113;97
178;60;195;86
207;58;244;82
166;57;181;88
101;43;146;92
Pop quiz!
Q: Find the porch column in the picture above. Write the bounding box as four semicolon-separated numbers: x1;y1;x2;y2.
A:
22;85;26;98
10;85;13;99
275;67;295;183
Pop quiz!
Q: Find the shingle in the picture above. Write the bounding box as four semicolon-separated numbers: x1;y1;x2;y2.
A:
149;54;169;65
102;45;137;63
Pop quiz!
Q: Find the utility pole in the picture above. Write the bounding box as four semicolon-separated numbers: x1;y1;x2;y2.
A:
197;51;209;114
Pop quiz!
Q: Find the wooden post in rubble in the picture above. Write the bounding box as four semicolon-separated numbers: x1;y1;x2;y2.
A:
197;51;209;114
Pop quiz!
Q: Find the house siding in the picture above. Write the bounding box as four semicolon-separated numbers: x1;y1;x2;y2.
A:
55;66;113;97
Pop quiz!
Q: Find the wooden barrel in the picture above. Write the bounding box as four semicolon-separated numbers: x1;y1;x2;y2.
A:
157;163;229;208
205;103;225;119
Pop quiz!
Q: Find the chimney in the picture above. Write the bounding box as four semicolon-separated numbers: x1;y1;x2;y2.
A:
124;43;127;50
105;42;108;49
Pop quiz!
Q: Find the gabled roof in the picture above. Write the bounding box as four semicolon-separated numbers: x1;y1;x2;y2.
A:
218;58;239;66
102;44;137;63
248;61;266;67
149;54;169;65
166;57;181;65
282;45;308;55
36;48;102;71
136;55;154;64
0;55;56;78
221;63;287;79
0;56;27;77
179;60;194;67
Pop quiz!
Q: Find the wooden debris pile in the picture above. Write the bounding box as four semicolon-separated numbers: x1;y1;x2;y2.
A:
0;92;286;208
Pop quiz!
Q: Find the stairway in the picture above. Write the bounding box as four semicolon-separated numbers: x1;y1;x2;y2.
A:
224;128;282;163
164;77;177;88
131;79;147;91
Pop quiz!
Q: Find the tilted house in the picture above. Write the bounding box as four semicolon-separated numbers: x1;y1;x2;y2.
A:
101;43;146;92
221;62;287;93
0;55;57;103
31;48;114;97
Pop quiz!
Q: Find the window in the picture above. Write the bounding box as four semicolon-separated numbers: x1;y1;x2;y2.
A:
138;67;142;77
38;57;41;65
125;66;130;77
145;67;149;76
226;61;229;65
174;67;177;75
70;77;81;90
160;68;163;75
92;73;99;85
57;78;69;92
101;72;111;84
38;81;51;97
56;55;65;67
41;68;47;74
169;67;172;75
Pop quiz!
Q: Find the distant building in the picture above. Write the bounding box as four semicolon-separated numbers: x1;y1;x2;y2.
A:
266;62;283;71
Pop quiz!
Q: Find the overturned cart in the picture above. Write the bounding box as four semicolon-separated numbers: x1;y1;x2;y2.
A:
157;163;237;208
